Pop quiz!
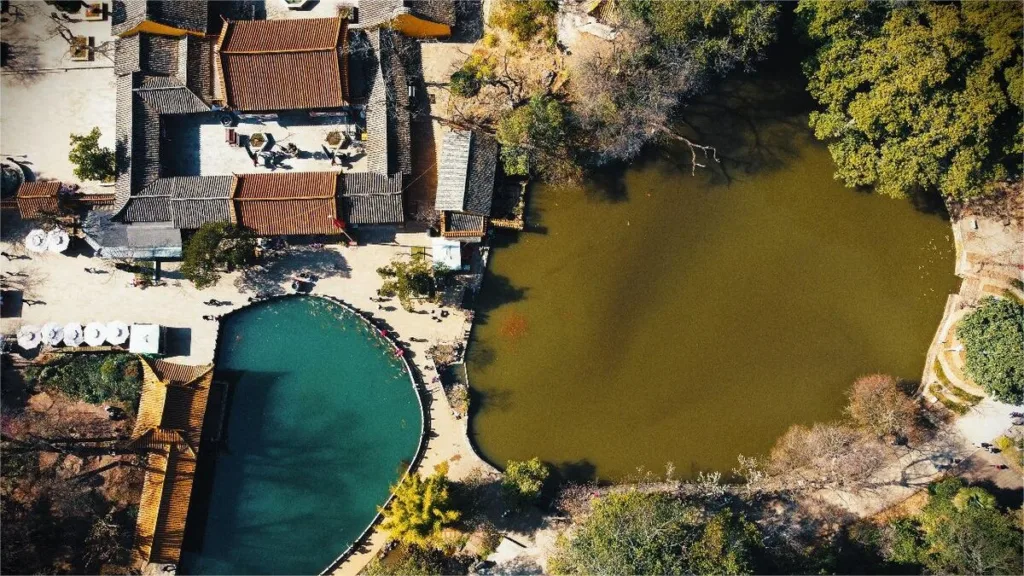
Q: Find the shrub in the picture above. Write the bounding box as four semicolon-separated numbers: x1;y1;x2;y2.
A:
490;0;557;44
377;253;440;311
380;462;460;548
180;222;257;289
450;68;481;98
501;457;549;509
956;297;1024;404
34;354;143;412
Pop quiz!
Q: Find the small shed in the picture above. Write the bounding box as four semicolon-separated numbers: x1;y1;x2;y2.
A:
129;324;161;355
16;181;61;219
432;237;462;270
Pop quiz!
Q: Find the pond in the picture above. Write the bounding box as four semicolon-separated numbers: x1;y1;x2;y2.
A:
180;296;422;575
467;57;960;481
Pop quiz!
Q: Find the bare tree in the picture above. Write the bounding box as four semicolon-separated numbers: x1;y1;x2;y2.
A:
846;374;925;444
49;13;114;61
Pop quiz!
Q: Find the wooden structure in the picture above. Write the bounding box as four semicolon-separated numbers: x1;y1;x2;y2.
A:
129;358;214;571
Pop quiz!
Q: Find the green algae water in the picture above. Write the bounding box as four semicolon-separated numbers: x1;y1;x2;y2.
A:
467;64;960;481
180;297;421;575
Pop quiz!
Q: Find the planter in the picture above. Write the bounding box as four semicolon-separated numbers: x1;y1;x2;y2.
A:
324;130;342;147
248;132;267;148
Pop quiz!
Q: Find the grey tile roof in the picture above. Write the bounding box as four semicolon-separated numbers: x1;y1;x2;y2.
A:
136;85;209;115
341;172;404;225
122;195;171;223
464;131;498;215
364;31;389;175
165;175;235;229
365;29;412;175
115;34;141;75
112;0;209;37
83;209;183;259
358;0;455;27
445;211;485;233
436;129;470;211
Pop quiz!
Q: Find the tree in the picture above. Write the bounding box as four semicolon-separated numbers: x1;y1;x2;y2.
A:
688;510;762;575
884;478;1024;575
796;0;1023;201
377;252;442;311
68;128;115;182
769;422;884;487
846;374;922;443
380;462;460;549
549;490;692;575
495;94;579;180
569;0;777;170
501;457;549;509
956;296;1024;404
180;222;257;289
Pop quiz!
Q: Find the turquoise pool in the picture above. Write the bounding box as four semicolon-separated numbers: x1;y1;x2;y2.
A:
180;296;423;575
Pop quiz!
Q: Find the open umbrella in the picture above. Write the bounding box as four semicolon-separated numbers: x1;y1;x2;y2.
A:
41;322;64;346
17;325;41;350
46;228;70;253
84;322;106;347
63;322;84;346
25;229;47;253
105;321;129;346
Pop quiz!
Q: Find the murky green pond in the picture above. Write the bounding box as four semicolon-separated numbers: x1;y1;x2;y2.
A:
467;64;959;481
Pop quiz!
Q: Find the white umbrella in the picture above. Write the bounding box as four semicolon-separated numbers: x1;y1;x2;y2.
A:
41;322;64;346
25;229;47;253
17;325;41;350
84;322;106;347
63;322;84;346
46;228;70;253
105;321;129;346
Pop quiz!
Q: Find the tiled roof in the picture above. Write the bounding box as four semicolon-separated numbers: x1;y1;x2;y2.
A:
359;0;456;27
442;211;486;238
158;176;235;229
130;358;213;568
217;18;349;112
82;210;183;259
464;131;498;215
112;0;210;37
122;195;172;223
365;29;412;175
341;173;404;225
16;181;61;219
233;173;342;235
436;130;471;211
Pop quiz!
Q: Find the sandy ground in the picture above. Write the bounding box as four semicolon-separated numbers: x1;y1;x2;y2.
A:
0;214;493;573
1;1;117;188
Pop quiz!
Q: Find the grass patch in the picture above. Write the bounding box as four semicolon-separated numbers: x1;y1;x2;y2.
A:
995;436;1024;473
933;358;952;388
933;388;969;415
1001;289;1024;306
945;383;984;405
27;354;143;414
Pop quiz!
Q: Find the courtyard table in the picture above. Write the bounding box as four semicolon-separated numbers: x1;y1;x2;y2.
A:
25;229;48;252
17;325;41;350
41;322;64;346
63;323;85;347
84;322;106;347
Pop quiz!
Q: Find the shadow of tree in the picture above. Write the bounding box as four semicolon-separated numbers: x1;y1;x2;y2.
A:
233;246;350;295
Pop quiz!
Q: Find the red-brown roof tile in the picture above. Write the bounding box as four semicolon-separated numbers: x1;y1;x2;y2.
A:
221;18;342;52
233;172;338;199
233;172;342;235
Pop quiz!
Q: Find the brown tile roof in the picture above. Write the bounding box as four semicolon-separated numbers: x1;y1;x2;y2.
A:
130;358;213;569
16;181;61;219
217;18;349;111
233;172;342;235
441;211;487;238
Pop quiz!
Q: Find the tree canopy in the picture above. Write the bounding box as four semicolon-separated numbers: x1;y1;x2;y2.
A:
68;128;116;182
797;0;1023;200
549;490;763;575
501;457;549;509
377;252;442;311
956;296;1024;404
379;463;460;549
880;478;1024;575
180;222;257;289
845;374;922;443
495;94;577;179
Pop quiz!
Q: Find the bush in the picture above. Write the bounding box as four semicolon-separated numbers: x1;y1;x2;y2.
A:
450;68;481;98
377;253;440;311
501;457;549;509
34;354;143;412
379;462;460;548
956;297;1024;404
490;0;557;44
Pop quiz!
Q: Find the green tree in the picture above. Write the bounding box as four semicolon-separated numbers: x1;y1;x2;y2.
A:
376;252;442;311
501;458;549;509
495;94;576;179
688;510;762;575
956;296;1024;403
796;0;1023;200
450;68;481;98
68;128;116;182
379;463;460;549
180;222;257;289
549;491;692;575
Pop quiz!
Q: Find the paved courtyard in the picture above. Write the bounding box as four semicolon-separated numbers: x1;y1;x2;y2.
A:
1;1;116;188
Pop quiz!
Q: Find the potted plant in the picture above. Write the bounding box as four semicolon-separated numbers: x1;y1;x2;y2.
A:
248;132;267;148
325;130;342;147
